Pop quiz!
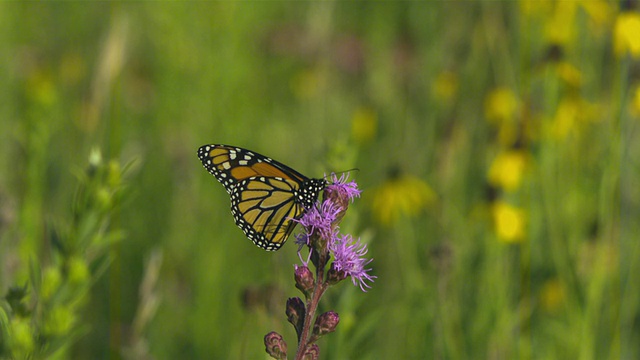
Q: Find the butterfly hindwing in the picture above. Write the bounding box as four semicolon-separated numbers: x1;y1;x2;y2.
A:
197;144;326;251
231;177;302;251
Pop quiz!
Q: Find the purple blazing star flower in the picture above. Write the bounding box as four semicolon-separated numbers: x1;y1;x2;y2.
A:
329;234;376;291
296;200;341;241
326;173;361;202
294;172;374;291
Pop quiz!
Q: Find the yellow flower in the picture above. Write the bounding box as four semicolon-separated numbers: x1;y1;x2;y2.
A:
351;107;378;144
614;12;640;58
484;87;520;145
544;1;577;46
488;150;529;192
431;70;458;103
519;0;553;18
371;172;436;226
540;278;565;312
579;0;613;31
548;97;598;140
484;87;519;124
492;201;526;243
555;61;582;88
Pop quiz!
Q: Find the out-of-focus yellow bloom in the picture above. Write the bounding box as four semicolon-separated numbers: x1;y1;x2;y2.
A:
291;68;325;99
555;62;582;88
488;150;529;192
544;1;577;45
485;87;519;124
614;12;640;58
351;107;377;144
579;0;613;31
431;70;458;103
520;0;553;18
492;201;526;243
371;173;436;226
540;278;565;312
549;97;598;140
484;87;520;145
632;85;640;116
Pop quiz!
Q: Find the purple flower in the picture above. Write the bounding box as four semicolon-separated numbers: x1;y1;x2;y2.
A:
325;173;361;202
329;234;376;291
296;199;341;241
295;172;375;291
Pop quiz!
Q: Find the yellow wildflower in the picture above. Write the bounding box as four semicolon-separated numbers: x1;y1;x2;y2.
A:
614;12;640;58
549;97;598;140
371;172;436;226
555;61;582;88
351;107;378;144
544;1;577;46
492;201;526;243
579;0;613;31
488;150;529;192
519;0;553;18
484;87;520;145
484;87;519;124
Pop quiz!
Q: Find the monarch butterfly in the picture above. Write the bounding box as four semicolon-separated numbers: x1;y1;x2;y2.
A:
197;144;326;251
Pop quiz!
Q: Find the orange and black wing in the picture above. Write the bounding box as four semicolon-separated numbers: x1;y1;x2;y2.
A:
197;144;326;250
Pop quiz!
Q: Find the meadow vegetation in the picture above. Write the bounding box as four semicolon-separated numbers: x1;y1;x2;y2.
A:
1;1;639;359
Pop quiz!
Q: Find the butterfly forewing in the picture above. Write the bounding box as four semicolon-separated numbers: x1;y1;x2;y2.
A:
197;144;326;251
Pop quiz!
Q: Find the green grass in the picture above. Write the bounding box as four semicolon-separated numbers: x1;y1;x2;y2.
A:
1;1;638;359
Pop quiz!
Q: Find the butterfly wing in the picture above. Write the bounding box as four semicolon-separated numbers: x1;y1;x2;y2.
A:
197;144;308;193
231;177;304;251
197;144;325;251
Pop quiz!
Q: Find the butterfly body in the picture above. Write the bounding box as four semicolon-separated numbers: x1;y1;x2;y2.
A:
197;144;326;251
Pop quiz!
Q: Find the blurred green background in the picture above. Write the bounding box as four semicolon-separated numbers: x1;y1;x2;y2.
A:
1;1;639;359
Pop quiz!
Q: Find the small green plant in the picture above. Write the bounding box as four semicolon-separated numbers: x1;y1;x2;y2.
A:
0;149;130;359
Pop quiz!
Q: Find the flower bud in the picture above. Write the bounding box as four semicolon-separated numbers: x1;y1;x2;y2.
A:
285;297;306;336
301;344;320;360
313;311;339;337
294;265;315;297
326;262;347;285
264;331;287;359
